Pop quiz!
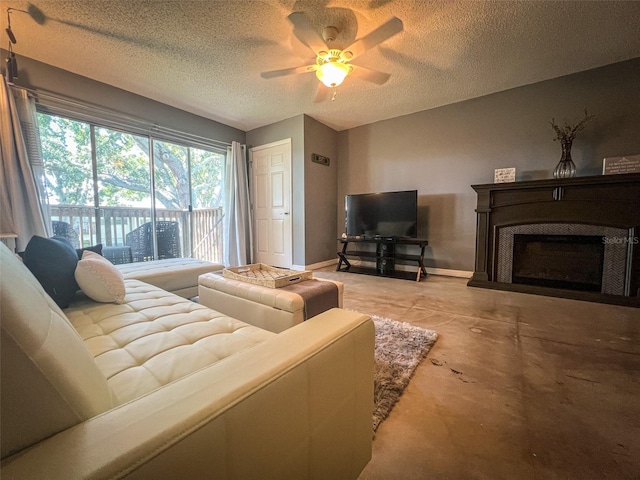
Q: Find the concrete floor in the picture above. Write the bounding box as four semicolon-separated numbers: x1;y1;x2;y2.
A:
314;268;640;480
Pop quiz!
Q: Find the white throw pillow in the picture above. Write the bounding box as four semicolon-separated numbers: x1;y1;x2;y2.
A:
75;250;126;304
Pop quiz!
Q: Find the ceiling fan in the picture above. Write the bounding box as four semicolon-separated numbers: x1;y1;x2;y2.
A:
261;12;403;100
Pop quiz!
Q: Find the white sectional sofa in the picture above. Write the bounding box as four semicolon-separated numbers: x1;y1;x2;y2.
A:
0;243;375;479
116;257;224;298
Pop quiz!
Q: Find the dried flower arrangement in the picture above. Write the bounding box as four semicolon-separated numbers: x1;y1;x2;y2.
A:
550;109;595;143
549;110;594;178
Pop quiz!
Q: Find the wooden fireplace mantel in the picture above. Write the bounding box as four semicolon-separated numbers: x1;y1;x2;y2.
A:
468;173;640;307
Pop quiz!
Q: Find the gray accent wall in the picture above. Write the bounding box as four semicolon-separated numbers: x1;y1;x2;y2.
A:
247;115;305;265
337;58;640;272
6;52;245;144
7;53;639;273
303;116;338;265
246;114;338;267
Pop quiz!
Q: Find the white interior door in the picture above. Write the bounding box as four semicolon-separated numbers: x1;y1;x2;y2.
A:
250;139;292;268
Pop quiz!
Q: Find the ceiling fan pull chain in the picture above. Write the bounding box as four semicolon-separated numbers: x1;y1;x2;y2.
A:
332;88;337;102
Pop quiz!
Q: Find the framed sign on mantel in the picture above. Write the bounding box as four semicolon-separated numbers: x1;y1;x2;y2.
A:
494;168;516;183
603;154;640;175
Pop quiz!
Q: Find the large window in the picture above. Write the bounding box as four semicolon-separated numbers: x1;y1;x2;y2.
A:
37;112;225;263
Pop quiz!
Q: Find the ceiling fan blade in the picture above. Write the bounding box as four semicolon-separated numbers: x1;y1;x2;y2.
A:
287;12;328;56
343;17;403;60
350;65;391;85
261;64;317;79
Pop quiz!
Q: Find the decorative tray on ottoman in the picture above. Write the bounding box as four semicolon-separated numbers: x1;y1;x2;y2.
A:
223;263;312;288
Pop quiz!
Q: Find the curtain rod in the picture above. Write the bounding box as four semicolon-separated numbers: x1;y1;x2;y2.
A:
10;84;233;149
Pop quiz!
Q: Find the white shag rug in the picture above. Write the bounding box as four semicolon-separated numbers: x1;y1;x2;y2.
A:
372;315;438;433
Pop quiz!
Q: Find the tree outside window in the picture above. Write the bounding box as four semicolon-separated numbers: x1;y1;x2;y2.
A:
37;112;225;262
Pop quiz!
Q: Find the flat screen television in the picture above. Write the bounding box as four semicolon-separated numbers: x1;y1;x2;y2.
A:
345;190;418;239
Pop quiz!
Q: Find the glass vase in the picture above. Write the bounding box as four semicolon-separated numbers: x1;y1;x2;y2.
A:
553;139;576;179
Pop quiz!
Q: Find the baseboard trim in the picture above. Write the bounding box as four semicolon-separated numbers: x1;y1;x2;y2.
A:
388;263;472;279
294;258;472;279
292;258;338;271
425;267;473;279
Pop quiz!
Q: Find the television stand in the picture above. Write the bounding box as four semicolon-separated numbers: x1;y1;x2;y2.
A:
337;237;428;282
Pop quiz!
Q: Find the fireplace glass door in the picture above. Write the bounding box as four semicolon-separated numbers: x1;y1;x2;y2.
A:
512;234;605;292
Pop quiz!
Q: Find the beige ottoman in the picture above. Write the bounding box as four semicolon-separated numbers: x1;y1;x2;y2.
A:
116;258;224;298
198;273;344;333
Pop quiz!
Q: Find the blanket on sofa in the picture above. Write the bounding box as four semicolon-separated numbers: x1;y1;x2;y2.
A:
282;279;339;320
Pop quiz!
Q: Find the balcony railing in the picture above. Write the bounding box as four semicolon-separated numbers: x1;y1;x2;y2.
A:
50;204;224;264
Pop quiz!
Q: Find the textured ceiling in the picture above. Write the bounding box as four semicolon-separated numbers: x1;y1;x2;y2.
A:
2;0;640;132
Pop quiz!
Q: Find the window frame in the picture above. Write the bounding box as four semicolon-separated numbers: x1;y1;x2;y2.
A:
37;105;226;261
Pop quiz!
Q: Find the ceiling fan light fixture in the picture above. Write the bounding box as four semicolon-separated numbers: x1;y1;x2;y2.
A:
316;61;350;88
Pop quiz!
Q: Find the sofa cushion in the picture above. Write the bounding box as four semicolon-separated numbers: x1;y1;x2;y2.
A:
0;243;115;459
75;250;126;304
22;235;79;308
64;280;276;404
116;257;223;298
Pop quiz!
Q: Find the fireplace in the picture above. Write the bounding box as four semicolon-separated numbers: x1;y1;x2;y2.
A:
496;223;627;296
468;173;640;307
512;234;604;292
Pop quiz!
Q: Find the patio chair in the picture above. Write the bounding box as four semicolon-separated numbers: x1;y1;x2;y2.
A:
51;220;80;249
102;245;133;265
125;221;181;262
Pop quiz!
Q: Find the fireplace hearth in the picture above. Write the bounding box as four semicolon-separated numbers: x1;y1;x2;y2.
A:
468;173;640;307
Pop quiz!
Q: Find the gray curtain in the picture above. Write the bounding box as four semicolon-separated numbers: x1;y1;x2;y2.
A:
223;141;252;266
0;75;49;250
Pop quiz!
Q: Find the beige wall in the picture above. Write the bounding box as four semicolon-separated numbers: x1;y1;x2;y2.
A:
337;58;640;272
